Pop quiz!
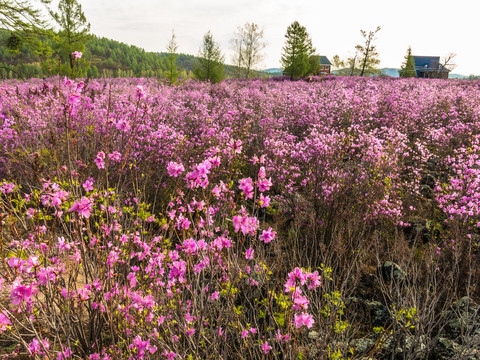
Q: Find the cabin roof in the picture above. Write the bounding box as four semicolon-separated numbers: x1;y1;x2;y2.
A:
319;56;332;66
413;56;449;72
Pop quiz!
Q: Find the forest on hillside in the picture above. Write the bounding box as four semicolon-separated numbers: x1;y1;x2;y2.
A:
0;31;246;80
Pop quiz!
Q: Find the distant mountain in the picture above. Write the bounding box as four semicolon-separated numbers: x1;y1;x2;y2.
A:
449;73;468;79
380;68;400;77
262;68;283;74
379;67;471;80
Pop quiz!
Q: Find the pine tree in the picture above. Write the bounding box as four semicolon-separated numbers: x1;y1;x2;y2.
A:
166;30;179;85
193;31;224;84
399;46;416;77
49;0;91;74
281;21;315;79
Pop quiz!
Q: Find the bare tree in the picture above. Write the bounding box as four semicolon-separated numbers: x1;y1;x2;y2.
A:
441;53;457;71
231;22;266;78
331;54;345;71
348;51;359;76
231;36;243;78
355;26;381;77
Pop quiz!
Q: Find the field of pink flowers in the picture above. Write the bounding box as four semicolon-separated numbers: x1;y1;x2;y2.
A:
0;76;480;359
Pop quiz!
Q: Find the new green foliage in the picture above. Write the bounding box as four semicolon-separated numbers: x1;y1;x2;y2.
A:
0;0;50;32
356;26;381;77
49;0;91;76
165;30;179;84
0;0;52;59
193;31;224;83
231;22;266;79
281;21;315;79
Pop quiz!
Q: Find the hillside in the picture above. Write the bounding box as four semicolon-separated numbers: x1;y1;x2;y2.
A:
0;31;259;79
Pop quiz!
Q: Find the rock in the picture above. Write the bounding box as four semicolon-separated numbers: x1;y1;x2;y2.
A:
421;173;436;188
367;300;392;328
444;296;480;342
433;337;462;360
353;335;377;355
381;261;406;283
420;184;433;199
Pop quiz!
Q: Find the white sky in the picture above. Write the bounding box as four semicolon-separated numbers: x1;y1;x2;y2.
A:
78;0;480;75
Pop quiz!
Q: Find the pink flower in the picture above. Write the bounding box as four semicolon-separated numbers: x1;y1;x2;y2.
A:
10;280;35;306
294;312;315;329
77;288;90;301
69;197;94;218
257;177;272;192
28;338;44;355
262;341;272;354
163;351;177;360
94;151;105;169
239;177;254;199
72;51;82;60
245;247;254;260
28;338;42;355
167;161;185;177
127;272;137;288
241;330;249;338
259;228;276;243
108;151;122;163
0;181;15;194
56;347;71;360
306;271;321;290
82;178;94;192
26;207;36;219
293;295;310;310
210;291;220;300
289;267;306;284
258;166;266;179
182;238;198;255
229;139;242;154
37;267;57;286
0;311;11;333
259;193;271;208
136;86;145;99
232;215;258;236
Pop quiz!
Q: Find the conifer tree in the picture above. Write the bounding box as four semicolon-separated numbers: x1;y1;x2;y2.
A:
49;0;91;73
281;21;315;79
166;30;179;85
193;31;224;84
399;46;417;77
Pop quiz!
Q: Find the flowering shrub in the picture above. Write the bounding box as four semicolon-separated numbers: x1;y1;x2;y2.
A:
0;76;479;358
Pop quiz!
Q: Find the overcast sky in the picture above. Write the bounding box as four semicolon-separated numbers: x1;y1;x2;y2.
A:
79;0;479;75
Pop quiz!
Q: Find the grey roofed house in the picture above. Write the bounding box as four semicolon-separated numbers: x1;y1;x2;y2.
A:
316;55;332;74
413;56;450;79
319;56;332;66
